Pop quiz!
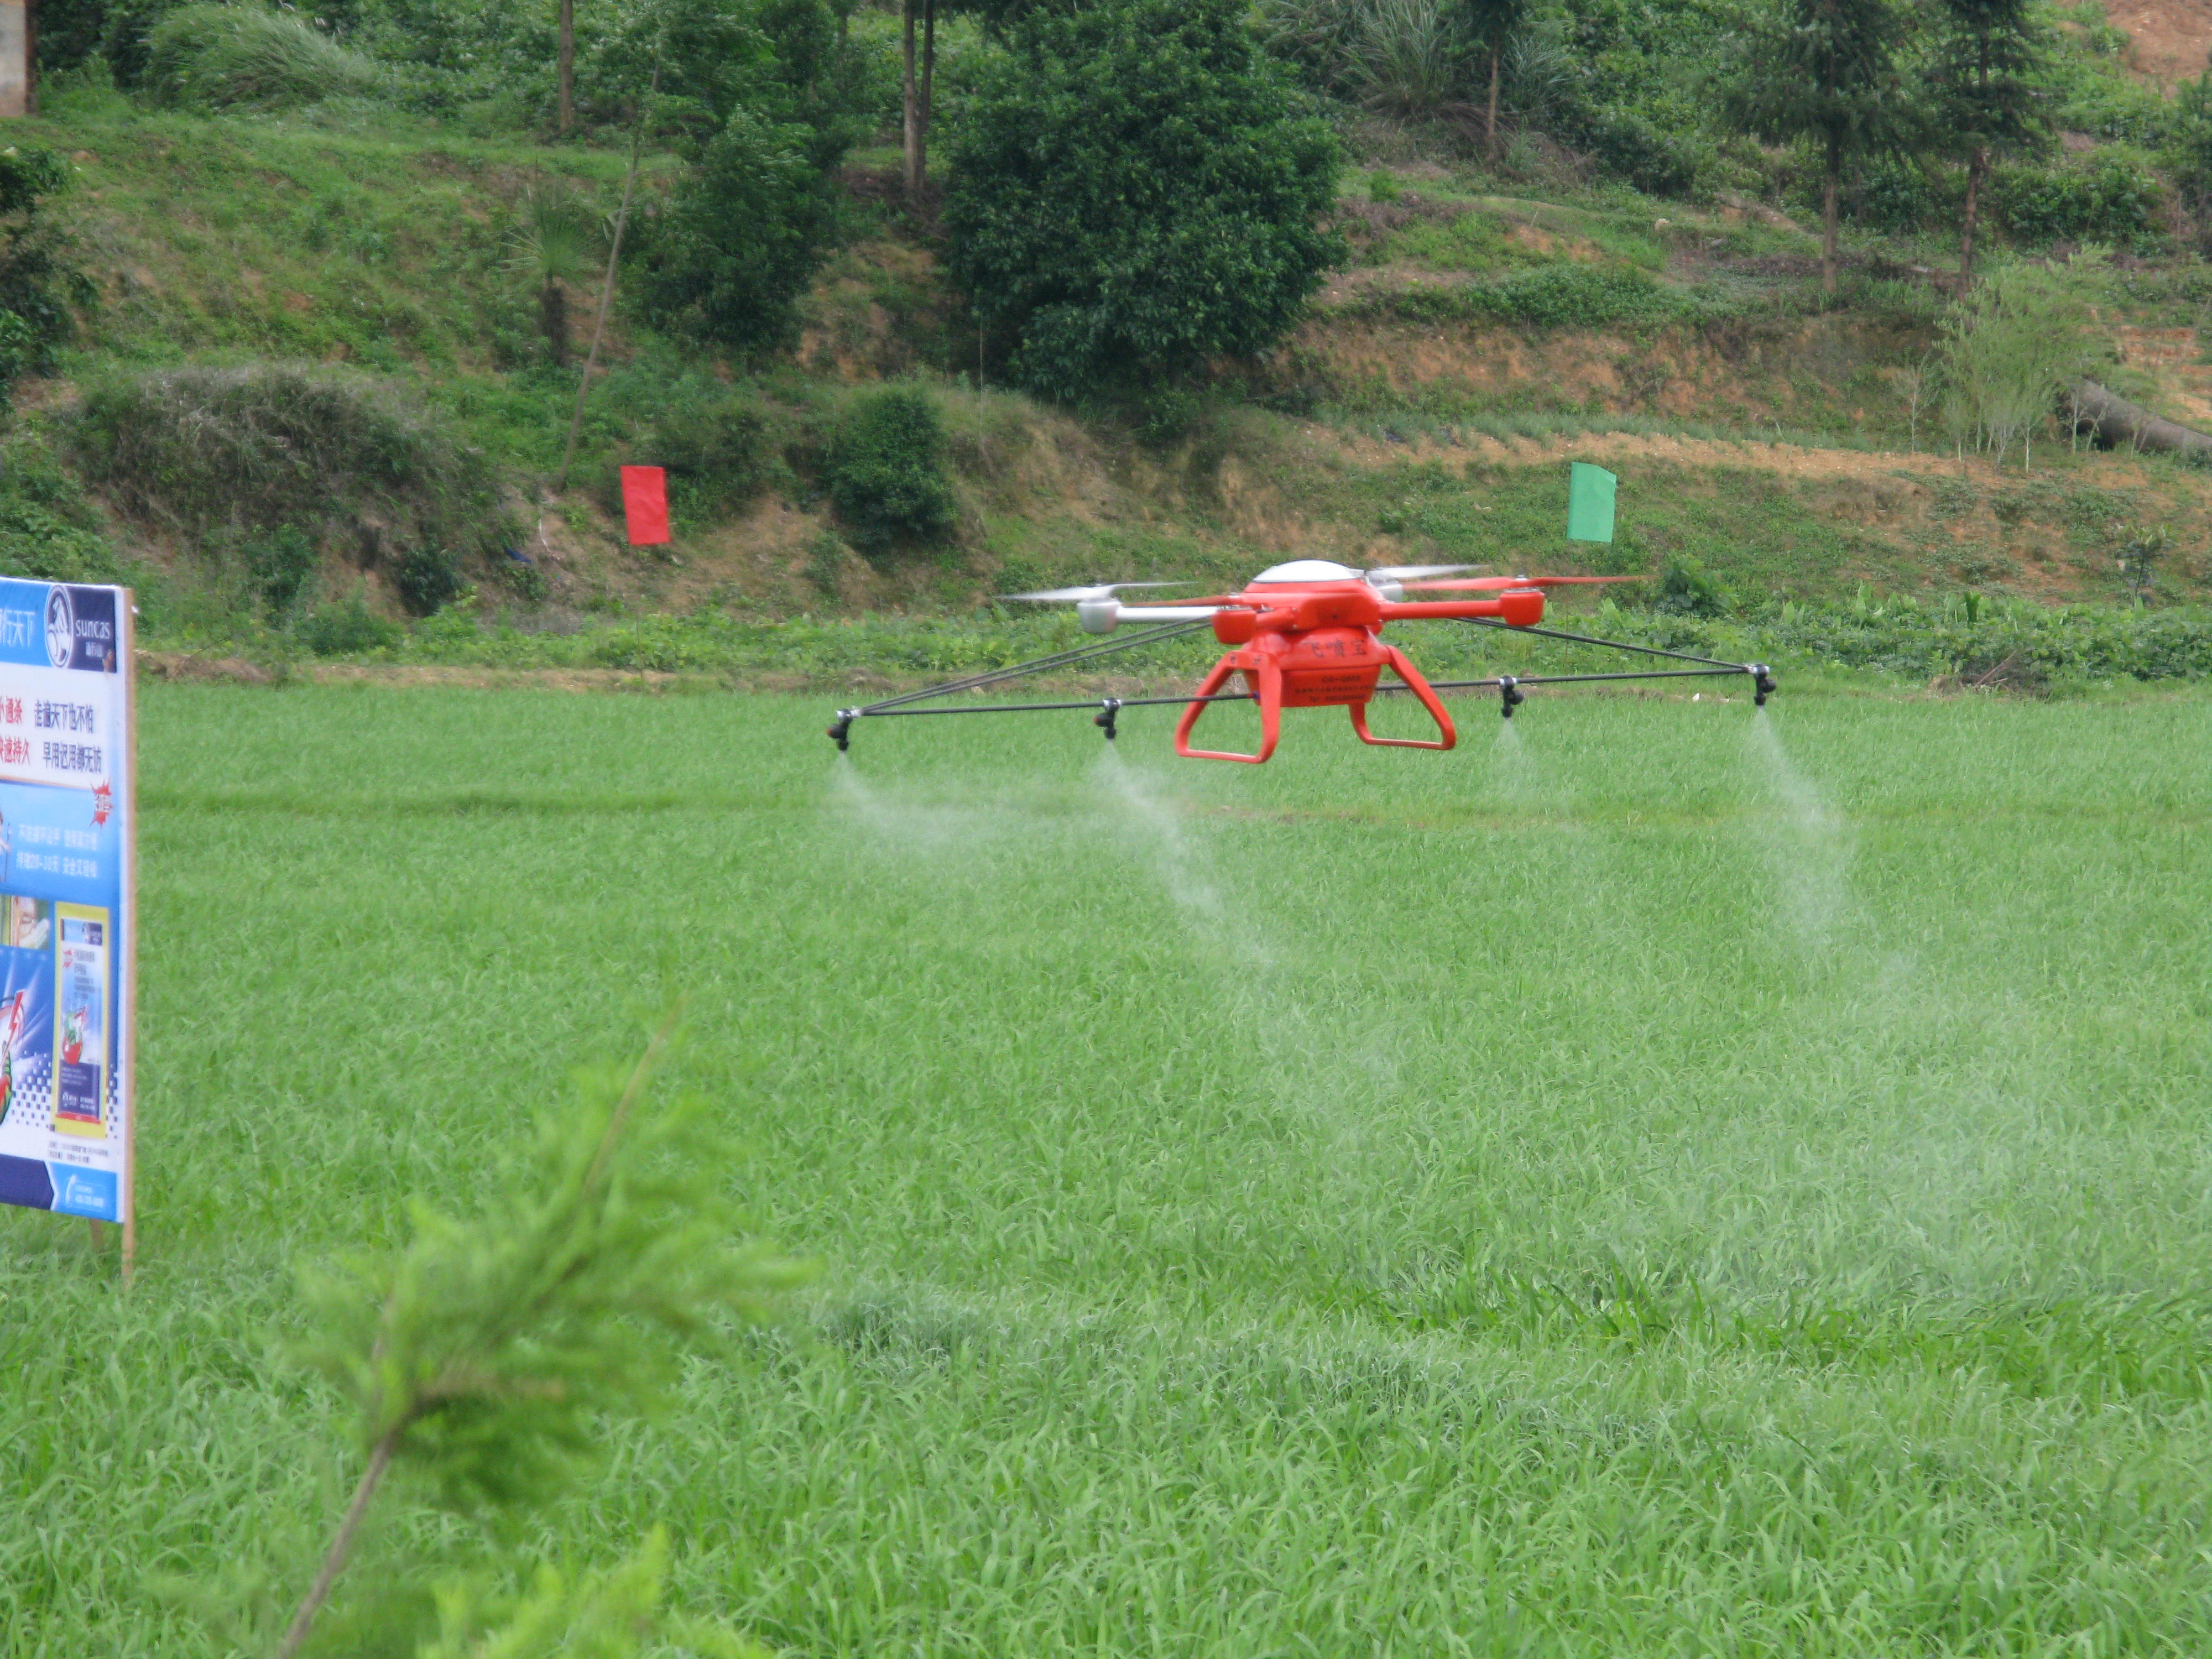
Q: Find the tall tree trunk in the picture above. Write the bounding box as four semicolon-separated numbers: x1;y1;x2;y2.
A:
916;0;937;190
1820;134;1840;298
557;0;573;135
901;0;921;196
541;281;568;368
1959;145;1984;290
1485;46;1499;158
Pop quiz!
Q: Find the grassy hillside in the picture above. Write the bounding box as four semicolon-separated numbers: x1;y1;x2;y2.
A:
5;5;2212;676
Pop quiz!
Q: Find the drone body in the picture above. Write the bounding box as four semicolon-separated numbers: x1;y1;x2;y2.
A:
826;556;1773;763
1079;560;1554;763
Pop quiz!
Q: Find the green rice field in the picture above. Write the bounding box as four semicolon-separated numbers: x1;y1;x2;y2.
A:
7;681;2212;1656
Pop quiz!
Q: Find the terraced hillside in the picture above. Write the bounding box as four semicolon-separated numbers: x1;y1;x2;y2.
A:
4;0;2212;646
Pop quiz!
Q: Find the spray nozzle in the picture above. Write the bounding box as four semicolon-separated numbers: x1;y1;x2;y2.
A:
1498;676;1525;719
827;710;858;751
1747;665;1776;707
1094;697;1123;741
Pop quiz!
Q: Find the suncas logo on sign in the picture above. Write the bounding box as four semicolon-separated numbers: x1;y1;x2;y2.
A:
44;587;72;669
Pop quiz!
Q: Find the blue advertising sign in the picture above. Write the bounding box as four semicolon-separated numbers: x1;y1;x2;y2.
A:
0;581;134;1250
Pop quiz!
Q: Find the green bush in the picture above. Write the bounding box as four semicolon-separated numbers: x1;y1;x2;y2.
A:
299;592;404;655
828;389;957;555
583;368;781;527
92;0;186;87
0;427;122;585
945;0;1342;401
1992;152;2164;249
1849;158;1963;234
241;524;319;612
1655;554;1730;617
34;0;112;80
630;107;839;357
394;545;464;616
0;502;119;585
1587;596;2212;685
145;3;384;109
653;402;772;520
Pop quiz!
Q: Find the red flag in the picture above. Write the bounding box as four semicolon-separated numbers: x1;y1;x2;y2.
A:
620;465;670;546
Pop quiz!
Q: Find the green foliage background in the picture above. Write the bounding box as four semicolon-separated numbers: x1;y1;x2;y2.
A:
943;0;1344;400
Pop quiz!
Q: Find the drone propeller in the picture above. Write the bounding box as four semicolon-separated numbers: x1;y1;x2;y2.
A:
995;582;1192;603
1399;573;1647;592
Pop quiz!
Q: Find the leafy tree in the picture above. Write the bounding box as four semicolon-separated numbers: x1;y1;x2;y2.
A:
1463;0;1524;155
1935;258;2094;469
629;107;840;354
588;0;826;152
1928;0;2051;285
559;0;576;133
1719;0;1913;296
943;0;1342;401
901;0;939;195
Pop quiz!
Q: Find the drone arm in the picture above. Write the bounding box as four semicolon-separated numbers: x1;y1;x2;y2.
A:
1078;601;1232;634
1112;605;1227;623
1380;593;1546;627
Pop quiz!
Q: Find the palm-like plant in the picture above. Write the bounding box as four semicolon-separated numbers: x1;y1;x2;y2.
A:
504;182;601;368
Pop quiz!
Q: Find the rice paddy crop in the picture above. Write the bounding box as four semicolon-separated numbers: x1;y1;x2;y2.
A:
6;682;2211;1655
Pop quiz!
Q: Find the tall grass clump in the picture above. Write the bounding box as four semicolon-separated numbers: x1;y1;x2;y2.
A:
145;3;386;111
74;363;496;611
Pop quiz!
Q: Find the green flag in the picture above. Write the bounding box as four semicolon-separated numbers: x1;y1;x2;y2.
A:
1567;462;1616;543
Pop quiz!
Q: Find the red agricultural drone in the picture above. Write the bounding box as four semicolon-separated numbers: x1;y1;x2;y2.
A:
826;469;1774;763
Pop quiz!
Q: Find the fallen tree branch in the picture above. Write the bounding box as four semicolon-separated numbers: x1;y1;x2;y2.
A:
2070;380;2212;458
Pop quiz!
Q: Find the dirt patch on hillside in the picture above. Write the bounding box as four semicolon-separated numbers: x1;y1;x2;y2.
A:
1316;423;2031;484
139;652;273;685
1267;312;1917;425
2105;0;2212;85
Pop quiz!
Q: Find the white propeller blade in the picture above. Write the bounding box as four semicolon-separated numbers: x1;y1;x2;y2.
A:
995;582;1191;602
1363;563;1491;582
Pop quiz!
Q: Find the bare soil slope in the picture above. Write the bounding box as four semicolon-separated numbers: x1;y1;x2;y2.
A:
2106;0;2212;86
